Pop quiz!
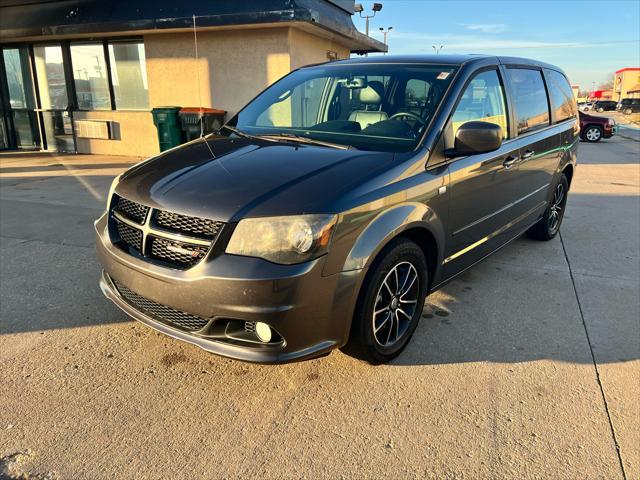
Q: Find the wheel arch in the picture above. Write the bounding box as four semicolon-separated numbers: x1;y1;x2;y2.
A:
562;163;574;188
339;202;445;289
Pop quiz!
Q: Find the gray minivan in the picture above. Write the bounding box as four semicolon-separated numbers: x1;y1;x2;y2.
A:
96;54;578;364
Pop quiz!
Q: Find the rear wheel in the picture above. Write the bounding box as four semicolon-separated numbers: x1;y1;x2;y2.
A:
527;174;569;241
597;107;604;112
582;125;602;142
623;108;633;115
342;238;428;364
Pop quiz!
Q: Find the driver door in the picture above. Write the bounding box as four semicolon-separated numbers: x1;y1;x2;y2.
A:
443;68;522;278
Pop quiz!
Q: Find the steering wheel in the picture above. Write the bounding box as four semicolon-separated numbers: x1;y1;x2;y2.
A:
389;111;427;126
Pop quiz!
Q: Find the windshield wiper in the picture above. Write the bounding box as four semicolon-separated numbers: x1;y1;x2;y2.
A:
257;133;352;150
219;125;258;140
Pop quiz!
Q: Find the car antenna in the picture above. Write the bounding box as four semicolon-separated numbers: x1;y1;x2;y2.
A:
193;14;205;138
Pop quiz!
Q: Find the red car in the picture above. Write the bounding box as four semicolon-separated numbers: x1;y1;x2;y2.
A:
579;111;616;142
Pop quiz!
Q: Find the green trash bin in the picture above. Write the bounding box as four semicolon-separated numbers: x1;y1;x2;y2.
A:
151;106;184;151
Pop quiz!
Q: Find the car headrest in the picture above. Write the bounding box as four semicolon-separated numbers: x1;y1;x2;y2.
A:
359;81;385;105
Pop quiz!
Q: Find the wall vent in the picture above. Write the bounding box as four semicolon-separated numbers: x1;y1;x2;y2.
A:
75;120;113;140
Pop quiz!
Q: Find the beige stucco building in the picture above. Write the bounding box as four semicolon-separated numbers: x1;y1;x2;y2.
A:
0;1;384;156
613;68;640;102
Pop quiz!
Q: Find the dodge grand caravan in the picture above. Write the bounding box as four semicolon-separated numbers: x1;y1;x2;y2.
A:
96;55;578;364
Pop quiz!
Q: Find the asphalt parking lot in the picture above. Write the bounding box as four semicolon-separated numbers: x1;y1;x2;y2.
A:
1;132;638;479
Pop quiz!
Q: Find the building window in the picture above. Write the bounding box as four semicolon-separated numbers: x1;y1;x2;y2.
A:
108;41;149;110
70;43;111;110
33;45;69;110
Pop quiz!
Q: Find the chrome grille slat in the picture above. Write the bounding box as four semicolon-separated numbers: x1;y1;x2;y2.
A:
108;195;225;270
113;280;209;331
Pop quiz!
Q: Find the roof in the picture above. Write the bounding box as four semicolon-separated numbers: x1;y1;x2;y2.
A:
615;67;640;74
0;0;386;53
326;54;565;72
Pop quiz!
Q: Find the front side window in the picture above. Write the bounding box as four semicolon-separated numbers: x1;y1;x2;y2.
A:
70;43;111;110
108;41;149;110
546;69;577;122
232;64;458;152
507;68;550;134
451;69;508;139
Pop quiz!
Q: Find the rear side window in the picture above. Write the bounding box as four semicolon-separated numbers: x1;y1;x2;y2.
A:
546;70;577;122
506;68;550;134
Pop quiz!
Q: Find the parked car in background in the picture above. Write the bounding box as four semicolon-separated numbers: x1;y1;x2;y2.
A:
594;100;617;112
617;98;640;112
579;111;616;142
96;55;578;364
579;102;593;111
619;99;640;115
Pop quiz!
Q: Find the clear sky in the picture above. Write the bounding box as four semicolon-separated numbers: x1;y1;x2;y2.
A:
353;0;640;91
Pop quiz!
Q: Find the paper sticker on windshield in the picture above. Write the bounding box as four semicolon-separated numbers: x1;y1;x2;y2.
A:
437;71;451;80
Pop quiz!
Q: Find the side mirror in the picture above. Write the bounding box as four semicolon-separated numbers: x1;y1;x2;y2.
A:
450;121;503;157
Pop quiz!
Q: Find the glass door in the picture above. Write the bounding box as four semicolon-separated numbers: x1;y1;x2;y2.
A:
1;47;40;149
33;44;74;152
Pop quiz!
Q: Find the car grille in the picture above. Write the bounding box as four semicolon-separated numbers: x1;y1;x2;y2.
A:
109;194;224;269
113;279;209;331
155;210;223;239
116;220;142;251
114;196;149;224
149;236;209;268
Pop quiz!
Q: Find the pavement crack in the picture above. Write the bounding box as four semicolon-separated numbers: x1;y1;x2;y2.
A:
559;231;628;480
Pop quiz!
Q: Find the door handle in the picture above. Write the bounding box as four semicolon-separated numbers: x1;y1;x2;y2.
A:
521;149;535;160
503;155;518;168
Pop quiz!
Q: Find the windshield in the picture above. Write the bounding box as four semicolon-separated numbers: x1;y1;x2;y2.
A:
229;64;458;152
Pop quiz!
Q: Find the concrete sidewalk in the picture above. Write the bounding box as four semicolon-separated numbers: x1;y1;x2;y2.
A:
0;139;638;479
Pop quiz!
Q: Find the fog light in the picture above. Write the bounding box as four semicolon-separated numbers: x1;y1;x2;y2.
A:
255;322;273;343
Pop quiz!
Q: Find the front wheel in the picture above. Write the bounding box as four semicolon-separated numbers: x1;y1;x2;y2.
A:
342;238;428;364
582;125;602;142
597;107;604;112
527;174;569;241
623;108;633;115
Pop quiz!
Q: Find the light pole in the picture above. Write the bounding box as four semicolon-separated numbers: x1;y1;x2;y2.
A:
355;3;383;37
379;26;392;54
432;45;444;54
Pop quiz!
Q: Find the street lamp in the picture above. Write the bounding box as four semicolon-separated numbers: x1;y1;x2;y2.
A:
379;26;392;54
355;3;383;36
432;45;444;54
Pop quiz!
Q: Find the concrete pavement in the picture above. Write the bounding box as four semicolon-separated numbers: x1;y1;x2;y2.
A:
0;136;638;479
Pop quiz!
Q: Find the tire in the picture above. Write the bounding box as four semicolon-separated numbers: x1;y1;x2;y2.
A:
527;174;569;241
597;107;604;113
623;108;633;115
342;238;428;364
582;125;602;142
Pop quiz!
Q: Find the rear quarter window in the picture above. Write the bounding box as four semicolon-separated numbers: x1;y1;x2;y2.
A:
506;68;550;134
546;69;578;122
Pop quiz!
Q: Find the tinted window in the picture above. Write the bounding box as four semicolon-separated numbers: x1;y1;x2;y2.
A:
451;69;508;139
507;68;550;134
546;70;577;122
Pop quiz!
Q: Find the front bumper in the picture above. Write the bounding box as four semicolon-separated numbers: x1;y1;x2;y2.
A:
95;213;364;363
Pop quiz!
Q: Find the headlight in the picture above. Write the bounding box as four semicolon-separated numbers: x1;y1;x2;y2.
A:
105;174;121;212
607;118;615;126
226;214;337;264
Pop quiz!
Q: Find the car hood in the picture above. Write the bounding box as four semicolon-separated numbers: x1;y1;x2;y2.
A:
115;136;397;221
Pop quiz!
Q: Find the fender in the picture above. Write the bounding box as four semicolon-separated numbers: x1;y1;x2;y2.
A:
340;202;446;276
